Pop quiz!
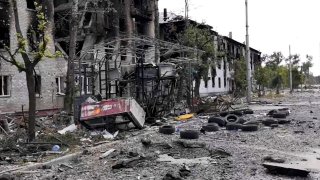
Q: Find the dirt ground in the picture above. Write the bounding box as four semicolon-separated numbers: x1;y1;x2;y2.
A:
1;90;320;180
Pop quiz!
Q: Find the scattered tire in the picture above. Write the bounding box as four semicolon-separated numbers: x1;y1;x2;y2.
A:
230;110;243;117
208;117;226;127
202;123;219;132
241;124;259;132
226;123;242;130
278;119;291;124
278;109;290;116
159;125;176;135
180;130;199;139
244;120;260;125
219;112;229;117
238;118;247;124
262;119;279;126
267;109;278;116
243;109;254;114
273;112;287;118
226;114;239;123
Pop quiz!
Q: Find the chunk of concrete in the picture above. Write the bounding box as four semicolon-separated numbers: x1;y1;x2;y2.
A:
263;162;310;177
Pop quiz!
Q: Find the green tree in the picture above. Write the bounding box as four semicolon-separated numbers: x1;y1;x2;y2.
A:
234;57;247;92
254;66;268;96
0;1;60;141
301;55;313;87
265;52;284;94
178;24;216;97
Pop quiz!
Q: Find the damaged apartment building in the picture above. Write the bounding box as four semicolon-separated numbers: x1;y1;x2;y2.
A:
160;13;261;97
0;0;261;118
0;0;196;118
0;0;67;113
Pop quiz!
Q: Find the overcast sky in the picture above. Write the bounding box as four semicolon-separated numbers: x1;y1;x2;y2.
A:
159;0;320;76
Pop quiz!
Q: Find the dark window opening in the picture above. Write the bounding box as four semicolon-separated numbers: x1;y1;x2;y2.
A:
218;78;221;88
0;75;9;96
83;12;92;27
34;75;41;95
0;2;10;49
26;0;36;9
119;18;126;32
204;80;208;88
212;77;215;87
121;52;126;61
136;21;144;35
56;77;65;94
224;77;227;87
75;41;84;57
54;11;70;38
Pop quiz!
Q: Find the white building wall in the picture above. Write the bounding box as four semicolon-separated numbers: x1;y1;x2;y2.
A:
195;57;233;97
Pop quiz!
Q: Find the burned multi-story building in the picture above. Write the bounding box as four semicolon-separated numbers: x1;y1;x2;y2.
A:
0;0;172;115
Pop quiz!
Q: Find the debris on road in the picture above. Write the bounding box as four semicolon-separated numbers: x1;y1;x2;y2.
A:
263;162;310;177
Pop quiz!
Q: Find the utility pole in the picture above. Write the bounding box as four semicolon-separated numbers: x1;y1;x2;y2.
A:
245;0;251;103
289;45;293;93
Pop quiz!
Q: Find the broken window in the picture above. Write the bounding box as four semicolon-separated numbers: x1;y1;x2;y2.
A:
224;77;227;87
212;77;215;87
119;18;126;33
0;75;9;96
217;60;221;69
34;75;41;95
56;77;65;95
26;0;36;10
0;2;10;49
218;77;221;88
83;12;93;28
204;80;208;88
75;75;93;95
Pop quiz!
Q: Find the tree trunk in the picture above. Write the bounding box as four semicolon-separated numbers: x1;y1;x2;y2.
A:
194;77;201;98
25;68;36;141
11;0;36;141
276;84;280;94
64;0;78;114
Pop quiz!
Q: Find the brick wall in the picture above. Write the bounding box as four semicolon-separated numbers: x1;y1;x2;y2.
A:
0;1;67;113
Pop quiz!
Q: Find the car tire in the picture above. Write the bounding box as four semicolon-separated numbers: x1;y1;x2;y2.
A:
202;123;219;132
273;112;287;118
208;117;226;127
231;110;243;117
244;109;254;114
244;120;260;125
226;114;239;123
267;109;278;116
159;125;176;135
278;119;291;124
226;123;242;130
241;124;259;132
262;119;279;126
180;130;199;139
238;118;247;124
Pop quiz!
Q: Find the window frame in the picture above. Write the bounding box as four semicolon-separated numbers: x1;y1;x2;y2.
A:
0;75;10;97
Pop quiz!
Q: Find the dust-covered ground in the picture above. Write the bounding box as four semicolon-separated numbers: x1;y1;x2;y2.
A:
2;90;320;180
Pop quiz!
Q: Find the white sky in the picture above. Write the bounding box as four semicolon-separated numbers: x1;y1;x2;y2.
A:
159;0;320;76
